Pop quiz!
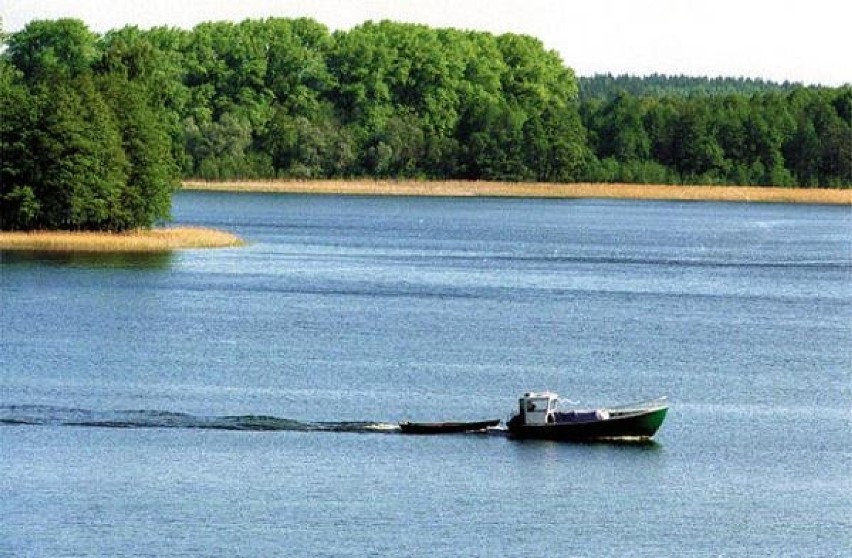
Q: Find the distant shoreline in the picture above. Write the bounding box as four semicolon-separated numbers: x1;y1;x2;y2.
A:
0;227;244;252
182;180;852;205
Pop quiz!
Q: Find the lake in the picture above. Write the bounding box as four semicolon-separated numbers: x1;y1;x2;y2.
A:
1;192;850;556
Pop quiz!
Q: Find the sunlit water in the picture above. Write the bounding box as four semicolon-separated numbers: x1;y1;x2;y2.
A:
1;192;850;556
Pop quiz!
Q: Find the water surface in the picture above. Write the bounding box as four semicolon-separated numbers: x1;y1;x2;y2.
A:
2;192;850;556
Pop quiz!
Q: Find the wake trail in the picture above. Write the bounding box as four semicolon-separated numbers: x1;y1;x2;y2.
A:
0;404;400;434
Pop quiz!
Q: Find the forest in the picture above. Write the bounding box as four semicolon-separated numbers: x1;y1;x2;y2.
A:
578;74;810;101
1;18;850;231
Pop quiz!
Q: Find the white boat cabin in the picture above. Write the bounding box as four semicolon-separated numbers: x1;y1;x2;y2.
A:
518;391;560;425
515;391;611;426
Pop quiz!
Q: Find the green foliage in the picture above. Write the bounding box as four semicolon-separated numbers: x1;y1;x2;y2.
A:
18;76;129;230
2;16;849;229
98;75;178;226
579;73;809;101
145;18;590;182
581;88;850;187
6;18;100;83
0;185;41;229
1;19;180;231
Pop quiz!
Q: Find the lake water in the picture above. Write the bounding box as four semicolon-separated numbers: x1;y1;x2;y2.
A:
1;192;850;557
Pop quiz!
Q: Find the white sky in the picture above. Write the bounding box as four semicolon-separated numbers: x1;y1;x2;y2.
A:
3;0;850;86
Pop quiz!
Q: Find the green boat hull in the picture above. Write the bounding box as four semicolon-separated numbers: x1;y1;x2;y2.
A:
507;406;668;441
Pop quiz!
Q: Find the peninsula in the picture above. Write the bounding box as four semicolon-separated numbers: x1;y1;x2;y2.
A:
0;227;244;252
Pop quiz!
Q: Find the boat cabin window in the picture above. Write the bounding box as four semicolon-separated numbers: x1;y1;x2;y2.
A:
525;398;552;412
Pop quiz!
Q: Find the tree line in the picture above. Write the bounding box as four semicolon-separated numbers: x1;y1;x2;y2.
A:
2;18;850;231
578;73;810;101
581;88;850;186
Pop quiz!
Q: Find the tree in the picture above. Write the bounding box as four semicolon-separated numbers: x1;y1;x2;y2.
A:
364;110;426;177
6;19;99;83
587;92;651;162
98;75;178;228
670;100;727;181
0;53;38;229
184;112;255;179
524;104;590;182
23;77;128;230
459;97;531;181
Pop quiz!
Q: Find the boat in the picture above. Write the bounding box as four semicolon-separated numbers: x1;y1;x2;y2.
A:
399;419;501;434
505;392;667;441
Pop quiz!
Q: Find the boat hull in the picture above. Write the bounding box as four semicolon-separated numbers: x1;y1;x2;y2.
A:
399;419;501;434
507;407;667;441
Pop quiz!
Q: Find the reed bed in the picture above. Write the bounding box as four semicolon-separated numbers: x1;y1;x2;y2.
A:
0;227;244;252
182;179;852;205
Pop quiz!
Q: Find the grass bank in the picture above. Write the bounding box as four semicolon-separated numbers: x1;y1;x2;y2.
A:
183;180;852;205
0;227;244;252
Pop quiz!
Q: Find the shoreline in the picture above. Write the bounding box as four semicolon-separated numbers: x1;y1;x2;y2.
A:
0;227;244;252
182;179;852;205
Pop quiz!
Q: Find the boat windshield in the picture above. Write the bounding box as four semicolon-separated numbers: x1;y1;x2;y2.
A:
525;397;553;412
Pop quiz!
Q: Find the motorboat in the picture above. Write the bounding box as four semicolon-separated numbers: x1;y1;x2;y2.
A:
505;392;667;441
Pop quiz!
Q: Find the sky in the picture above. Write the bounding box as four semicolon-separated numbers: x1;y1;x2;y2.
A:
3;0;850;86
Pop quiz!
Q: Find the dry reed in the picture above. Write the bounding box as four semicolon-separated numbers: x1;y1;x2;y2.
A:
0;227;244;252
182;179;852;205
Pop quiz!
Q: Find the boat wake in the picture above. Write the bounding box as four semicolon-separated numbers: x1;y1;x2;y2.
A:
0;405;399;434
